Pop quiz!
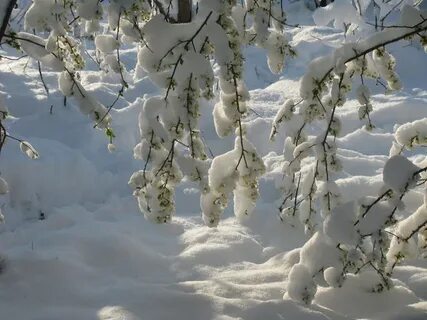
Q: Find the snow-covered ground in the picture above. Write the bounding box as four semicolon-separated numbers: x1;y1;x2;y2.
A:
0;2;427;319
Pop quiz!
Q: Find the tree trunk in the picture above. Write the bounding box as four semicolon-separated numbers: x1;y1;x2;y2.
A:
0;0;17;43
177;0;192;23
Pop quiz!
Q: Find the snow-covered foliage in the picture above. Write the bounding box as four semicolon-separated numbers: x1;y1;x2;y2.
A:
122;0;293;225
271;3;427;304
1;0;295;225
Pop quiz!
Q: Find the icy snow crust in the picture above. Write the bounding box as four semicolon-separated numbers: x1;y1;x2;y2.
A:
1;2;427;320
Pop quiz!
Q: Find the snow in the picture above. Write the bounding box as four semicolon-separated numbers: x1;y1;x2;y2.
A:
0;177;9;195
323;201;358;246
383;155;419;192
16;32;64;71
313;0;364;31
314;272;421;319
19;141;39;159
95;35;120;54
0;1;427;319
287;263;317;304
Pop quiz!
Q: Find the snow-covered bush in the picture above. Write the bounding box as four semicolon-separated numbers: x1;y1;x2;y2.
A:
272;3;427;304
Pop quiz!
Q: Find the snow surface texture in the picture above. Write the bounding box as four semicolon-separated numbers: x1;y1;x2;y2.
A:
0;1;427;320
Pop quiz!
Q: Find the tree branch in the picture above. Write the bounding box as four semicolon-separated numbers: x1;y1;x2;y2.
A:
0;0;17;43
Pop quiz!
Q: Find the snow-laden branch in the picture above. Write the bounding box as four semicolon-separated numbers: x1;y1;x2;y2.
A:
272;5;427;304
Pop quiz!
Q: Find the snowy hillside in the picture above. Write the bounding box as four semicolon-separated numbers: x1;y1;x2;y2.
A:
0;1;427;319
